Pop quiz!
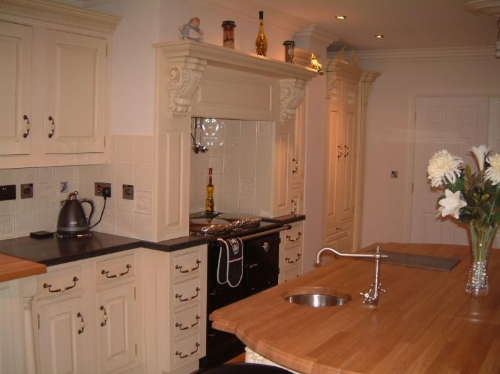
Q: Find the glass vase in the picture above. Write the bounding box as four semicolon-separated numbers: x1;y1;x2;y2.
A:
465;225;498;296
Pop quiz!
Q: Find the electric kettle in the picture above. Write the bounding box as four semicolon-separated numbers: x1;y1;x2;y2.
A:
57;191;95;237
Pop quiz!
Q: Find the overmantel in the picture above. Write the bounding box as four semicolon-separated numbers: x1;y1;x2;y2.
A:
154;40;317;81
154;41;318;119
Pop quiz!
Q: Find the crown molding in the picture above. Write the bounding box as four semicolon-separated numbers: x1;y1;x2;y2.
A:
0;0;121;33
334;46;498;62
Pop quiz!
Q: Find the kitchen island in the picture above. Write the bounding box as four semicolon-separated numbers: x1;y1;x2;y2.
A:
210;242;500;373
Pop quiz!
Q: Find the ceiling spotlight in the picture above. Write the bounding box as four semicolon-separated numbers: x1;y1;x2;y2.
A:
375;34;385;39
335;15;347;20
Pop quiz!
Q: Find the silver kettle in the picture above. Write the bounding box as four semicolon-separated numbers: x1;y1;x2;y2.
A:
57;191;95;236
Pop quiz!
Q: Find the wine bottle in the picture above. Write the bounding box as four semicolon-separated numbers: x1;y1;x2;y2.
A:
205;168;215;213
255;11;267;56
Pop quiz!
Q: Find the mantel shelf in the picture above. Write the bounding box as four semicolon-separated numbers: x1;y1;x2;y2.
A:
154;40;318;81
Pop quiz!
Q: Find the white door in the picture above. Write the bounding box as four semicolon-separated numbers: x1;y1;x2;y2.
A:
410;96;489;245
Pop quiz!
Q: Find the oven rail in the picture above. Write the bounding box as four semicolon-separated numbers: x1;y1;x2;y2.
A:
217;224;291;242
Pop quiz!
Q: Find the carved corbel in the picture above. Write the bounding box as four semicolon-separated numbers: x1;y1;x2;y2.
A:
280;78;307;121
166;57;207;115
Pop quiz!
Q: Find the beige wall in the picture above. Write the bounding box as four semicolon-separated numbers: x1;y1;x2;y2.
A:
357;51;500;248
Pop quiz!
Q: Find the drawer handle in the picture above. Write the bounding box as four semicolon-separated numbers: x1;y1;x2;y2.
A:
175;260;201;274
22;115;31;138
337;145;343;158
175;342;200;359
47;116;55;138
43;276;79;293
292;158;298;174
175;287;200;302
285;253;301;264
175;315;200;331
286;232;302;242
101;264;132;279
100;306;108;327
77;312;85;334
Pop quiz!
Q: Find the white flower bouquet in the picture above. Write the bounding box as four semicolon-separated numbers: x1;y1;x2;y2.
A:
427;145;500;295
427;145;500;228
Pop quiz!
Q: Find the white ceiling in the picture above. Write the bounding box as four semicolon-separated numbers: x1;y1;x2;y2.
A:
252;0;499;51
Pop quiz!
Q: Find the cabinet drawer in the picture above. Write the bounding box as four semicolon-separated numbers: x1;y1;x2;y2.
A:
173;250;202;279
173;305;201;338
96;254;135;285
37;265;83;299
173;332;203;367
284;223;302;246
284;244;301;267
173;277;201;308
283;265;300;283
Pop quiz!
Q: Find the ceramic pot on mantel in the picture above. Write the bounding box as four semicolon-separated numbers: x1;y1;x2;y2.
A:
465;225;498;296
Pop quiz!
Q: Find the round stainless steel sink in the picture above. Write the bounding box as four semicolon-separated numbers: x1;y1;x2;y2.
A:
282;286;351;307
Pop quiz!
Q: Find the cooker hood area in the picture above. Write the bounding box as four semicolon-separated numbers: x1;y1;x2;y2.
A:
153;41;318;241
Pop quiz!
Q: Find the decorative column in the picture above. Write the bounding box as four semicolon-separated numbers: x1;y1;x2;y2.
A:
352;69;381;251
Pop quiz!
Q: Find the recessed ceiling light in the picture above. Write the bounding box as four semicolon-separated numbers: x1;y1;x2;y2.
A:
335;15;347;20
375;34;385;39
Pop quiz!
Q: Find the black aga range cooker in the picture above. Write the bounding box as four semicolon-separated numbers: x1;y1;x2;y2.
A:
190;213;289;368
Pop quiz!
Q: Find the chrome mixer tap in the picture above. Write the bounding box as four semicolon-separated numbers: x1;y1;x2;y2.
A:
315;246;388;306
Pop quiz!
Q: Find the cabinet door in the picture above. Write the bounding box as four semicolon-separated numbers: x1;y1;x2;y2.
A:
44;30;107;154
0;21;32;155
37;295;87;374
96;283;137;374
0;280;24;374
324;79;358;250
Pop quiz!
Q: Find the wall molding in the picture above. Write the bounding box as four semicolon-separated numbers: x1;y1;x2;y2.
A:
335;46;497;62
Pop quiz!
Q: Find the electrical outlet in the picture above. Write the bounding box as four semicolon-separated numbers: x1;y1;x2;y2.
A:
0;185;16;201
95;182;111;197
123;184;134;200
21;183;33;199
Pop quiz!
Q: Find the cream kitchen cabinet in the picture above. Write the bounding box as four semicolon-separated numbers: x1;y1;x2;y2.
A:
155;244;207;374
0;279;29;374
323;51;380;254
0;0;120;169
323;76;358;253
279;222;304;283
33;251;140;374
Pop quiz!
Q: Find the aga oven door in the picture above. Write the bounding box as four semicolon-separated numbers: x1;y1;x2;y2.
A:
244;233;280;296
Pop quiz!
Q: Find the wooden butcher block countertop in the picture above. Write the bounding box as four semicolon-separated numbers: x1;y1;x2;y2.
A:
0;253;46;282
210;243;500;374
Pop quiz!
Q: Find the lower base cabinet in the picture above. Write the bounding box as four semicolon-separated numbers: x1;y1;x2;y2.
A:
34;250;140;374
0;279;28;374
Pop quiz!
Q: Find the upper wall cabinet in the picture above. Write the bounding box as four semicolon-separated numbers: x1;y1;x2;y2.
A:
0;0;120;169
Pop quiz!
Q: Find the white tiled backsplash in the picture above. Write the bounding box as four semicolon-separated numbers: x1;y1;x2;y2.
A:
190;118;274;216
0;135;156;241
0;120;275;241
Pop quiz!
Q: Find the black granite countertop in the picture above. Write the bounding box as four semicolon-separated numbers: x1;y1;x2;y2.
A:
0;232;208;267
0;217;293;267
